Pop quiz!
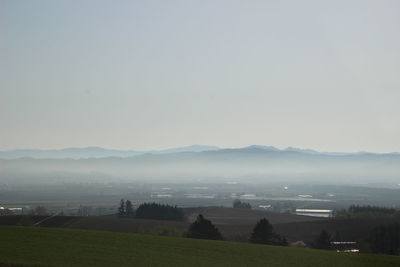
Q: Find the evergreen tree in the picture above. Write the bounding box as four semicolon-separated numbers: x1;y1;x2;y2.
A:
233;199;252;209
135;203;184;221
186;214;223;240
315;230;332;250
249;218;287;245
126;200;134;218
118;199;126;217
370;223;400;255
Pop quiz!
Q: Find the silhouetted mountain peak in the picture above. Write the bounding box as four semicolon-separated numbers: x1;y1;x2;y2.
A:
243;145;280;151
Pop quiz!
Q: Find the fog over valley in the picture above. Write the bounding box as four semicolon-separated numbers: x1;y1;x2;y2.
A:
1;146;399;186
2;0;400;263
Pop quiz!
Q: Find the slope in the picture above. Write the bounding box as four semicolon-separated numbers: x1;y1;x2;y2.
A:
1;226;399;267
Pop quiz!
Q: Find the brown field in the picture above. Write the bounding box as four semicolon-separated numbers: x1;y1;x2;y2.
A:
0;207;321;242
184;206;320;224
2;208;400;244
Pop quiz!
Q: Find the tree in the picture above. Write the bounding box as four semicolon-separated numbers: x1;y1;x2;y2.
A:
233;199;251;209
118;199;126;217
31;206;48;216
126;200;134;218
186;214;223;240
135;203;184;221
370;223;400;255
249;218;287;245
315;230;332;250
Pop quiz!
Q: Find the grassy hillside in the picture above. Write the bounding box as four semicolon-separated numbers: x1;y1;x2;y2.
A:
1;226;399;267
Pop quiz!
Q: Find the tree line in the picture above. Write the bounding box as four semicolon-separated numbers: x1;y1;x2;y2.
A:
313;223;400;255
369;222;400;255
119;200;400;254
116;199;287;246
118;200;184;221
233;199;252;209
336;205;399;218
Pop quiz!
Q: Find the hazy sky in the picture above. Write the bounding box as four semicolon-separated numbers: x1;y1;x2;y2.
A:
1;0;400;152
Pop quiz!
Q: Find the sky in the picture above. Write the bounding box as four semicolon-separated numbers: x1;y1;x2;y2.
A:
1;0;400;152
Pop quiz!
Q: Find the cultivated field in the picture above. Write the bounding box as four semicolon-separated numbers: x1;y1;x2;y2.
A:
0;207;320;242
184;206;321;224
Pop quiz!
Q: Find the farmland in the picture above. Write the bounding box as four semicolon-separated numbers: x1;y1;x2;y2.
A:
2;206;399;244
0;207;320;242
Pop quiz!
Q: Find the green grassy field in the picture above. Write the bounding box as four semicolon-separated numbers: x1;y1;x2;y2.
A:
0;226;399;267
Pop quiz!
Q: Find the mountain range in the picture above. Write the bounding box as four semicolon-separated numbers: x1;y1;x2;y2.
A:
0;145;396;159
1;145;399;185
0;145;220;159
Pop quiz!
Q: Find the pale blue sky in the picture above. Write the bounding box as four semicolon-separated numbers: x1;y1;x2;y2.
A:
1;0;400;152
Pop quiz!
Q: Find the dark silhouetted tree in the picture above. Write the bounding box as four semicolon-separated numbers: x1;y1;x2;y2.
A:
315;230;332;250
118;199;126;217
186;214;223;240
126;200;134;218
336;205;397;218
233;199;252;209
135;203;184;221
249;218;287;246
348;205;395;214
370;223;400;255
31;206;48;216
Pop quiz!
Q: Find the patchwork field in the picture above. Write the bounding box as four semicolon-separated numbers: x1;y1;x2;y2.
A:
0;207;320;242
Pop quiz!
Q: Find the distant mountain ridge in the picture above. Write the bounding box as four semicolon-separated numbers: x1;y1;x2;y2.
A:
0;145;220;159
0;145;397;159
1;145;400;185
